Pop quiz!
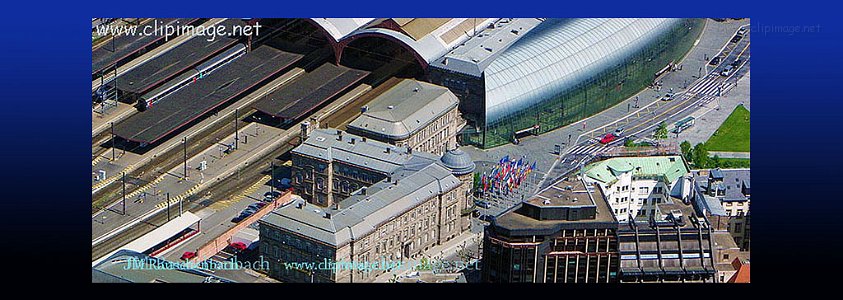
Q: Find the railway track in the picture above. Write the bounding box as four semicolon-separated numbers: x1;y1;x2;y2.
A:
92;136;297;261
91;109;252;211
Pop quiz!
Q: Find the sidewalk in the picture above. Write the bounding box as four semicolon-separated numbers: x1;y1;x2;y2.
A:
672;71;751;146
372;230;483;282
709;151;750;159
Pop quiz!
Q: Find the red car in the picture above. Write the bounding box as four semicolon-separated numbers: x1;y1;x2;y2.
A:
230;242;248;251
180;251;197;260
599;133;617;144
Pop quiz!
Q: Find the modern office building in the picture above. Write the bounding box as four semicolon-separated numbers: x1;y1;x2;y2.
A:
482;155;719;283
429;18;705;148
346;79;464;156
481;176;620;283
582;155;692;223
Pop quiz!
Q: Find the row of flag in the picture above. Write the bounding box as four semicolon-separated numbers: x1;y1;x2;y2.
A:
480;155;536;194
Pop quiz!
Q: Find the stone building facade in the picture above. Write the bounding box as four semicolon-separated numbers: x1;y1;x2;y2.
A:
346;79;463;156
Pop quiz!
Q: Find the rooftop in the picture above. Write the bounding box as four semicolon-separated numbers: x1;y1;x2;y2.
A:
584;155;689;186
92;250;232;283
346;79;459;140
493;175;617;236
113;46;302;144
260;163;461;247
430;18;544;77
252;63;369;120
293;128;434;174
693;168;751;202
108;35;238;95
92;18;196;75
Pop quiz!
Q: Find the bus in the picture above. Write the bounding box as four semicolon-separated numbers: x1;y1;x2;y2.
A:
673;116;695;134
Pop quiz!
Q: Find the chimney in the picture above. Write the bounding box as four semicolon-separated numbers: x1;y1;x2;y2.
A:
407;147;413;155
323;212;331;219
361;187;367;195
385;147;391;154
337;130;343;141
300;121;311;141
361;105;368;113
350;138;355;145
362;137;367;143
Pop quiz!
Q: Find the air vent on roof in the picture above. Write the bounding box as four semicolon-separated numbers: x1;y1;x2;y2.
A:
361;105;368;113
484;47;493;52
543;199;551;205
387;105;394;109
511;29;519;35
413;87;419;93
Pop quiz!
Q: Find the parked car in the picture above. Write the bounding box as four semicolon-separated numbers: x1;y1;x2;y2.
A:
660;93;675;101
248;203;266;211
730;34;742;43
709;56;721;65
479;214;496;223
738;27;748;35
181;251;197;260
242;207;257;216
263;191;282;202
731;59;743;67
474;200;491;209
599;133;617;144
231;215;246;223
230;242;248;251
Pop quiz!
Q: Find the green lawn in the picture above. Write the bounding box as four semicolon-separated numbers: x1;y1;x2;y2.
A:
705;104;750;152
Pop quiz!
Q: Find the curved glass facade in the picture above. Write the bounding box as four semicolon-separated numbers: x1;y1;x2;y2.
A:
456;18;704;148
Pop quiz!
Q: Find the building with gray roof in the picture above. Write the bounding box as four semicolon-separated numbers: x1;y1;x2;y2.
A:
346;79;463;156
92;250;233;283
429;18;705;148
261;159;471;282
691;168;751;250
263;126;476;282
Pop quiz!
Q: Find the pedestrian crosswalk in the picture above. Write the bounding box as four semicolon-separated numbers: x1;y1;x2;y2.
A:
687;75;734;97
566;144;609;156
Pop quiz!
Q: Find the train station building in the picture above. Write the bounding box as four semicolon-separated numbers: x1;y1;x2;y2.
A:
428;18;705;148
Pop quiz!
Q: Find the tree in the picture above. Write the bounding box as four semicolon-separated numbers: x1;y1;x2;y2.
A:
624;137;635;147
680;141;692;162
711;155;721;169
692;143;709;168
654;121;669;141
